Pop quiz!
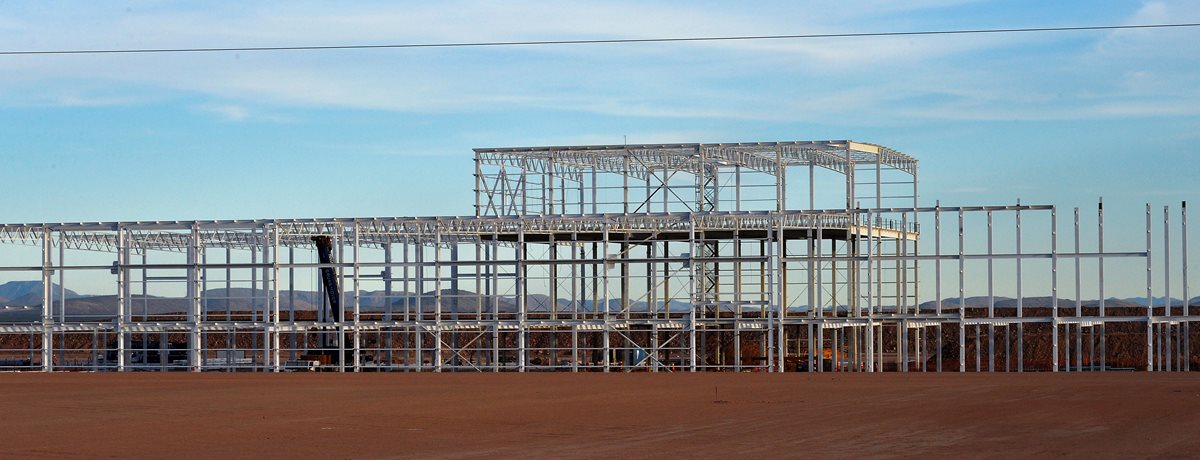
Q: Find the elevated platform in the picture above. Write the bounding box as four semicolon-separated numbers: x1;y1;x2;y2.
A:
475;140;918;178
0;210;919;253
473;140;919;218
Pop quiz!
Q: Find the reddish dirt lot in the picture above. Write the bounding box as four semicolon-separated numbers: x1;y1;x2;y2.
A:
3;372;1199;458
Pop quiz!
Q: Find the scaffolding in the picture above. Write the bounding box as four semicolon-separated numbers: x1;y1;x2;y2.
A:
0;140;1193;372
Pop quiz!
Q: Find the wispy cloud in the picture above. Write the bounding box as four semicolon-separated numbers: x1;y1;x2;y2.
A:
52;93;146;107
196;104;249;121
0;2;999;106
193;103;293;123
460;130;731;149
0;84;162;108
0;1;1196;125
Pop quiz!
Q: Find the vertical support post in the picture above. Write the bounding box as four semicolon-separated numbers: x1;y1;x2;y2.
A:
570;236;579;372
875;155;882;208
288;245;296;362
645;238;653;324
808;163;815;211
622;152;630;215
832;327;840;372
58;235;66;367
866;209;875;372
814;218;822;372
774;218;786;372
383;242;393;367
1182;202;1190;371
807;323;815;373
688;216;697;372
987;210;994;372
652;237;662;369
517;227;527;372
1052;207;1059;372
1089;324;1095;372
958;209;966;372
41;228;52;371
909;167;921;373
934;202;942;372
546;151;555;215
335;230;345;372
772;220;782;374
490;237;501;371
975;324;981;372
250;229;260;371
735;166;742;211
434;227;443;372
116;226;127;372
520;163;529;215
1004;323;1010;372
353;223;362;372
815;218;823;321
413;238;423;371
912;170;920;321
1015;203;1024;371
779;147;788;211
1075;208;1083;371
258;227;269;371
224;247;233;370
188;224;202;372
571;324;579;372
1164;206;1172;371
1098;198;1106;371
1164;206;1171;371
271;224;281;371
602;223;611;373
1146;204;1154;371
474;156;482;217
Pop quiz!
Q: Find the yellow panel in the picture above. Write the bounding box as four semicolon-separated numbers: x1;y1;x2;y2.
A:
847;141;880;154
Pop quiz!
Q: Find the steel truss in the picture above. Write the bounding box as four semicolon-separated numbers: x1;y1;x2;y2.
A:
0;141;1193;372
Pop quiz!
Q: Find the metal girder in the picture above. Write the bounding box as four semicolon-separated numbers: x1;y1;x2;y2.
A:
0;210;927;255
475;140;918;179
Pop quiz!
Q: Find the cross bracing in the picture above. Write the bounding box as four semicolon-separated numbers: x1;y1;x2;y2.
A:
474;140;919;217
474;140;918;179
0;210;919;253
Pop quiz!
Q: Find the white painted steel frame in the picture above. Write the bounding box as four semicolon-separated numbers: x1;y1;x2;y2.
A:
0;205;1192;373
0;140;1194;373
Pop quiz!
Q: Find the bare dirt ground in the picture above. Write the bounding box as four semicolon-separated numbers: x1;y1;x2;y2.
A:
2;372;1199;459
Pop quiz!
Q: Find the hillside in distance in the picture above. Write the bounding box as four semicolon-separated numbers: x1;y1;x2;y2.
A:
1;281;1197;322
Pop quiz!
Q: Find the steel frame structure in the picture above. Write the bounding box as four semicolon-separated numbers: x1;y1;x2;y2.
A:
0;140;1193;372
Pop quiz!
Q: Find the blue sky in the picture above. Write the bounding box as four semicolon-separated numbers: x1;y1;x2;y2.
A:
0;1;1197;297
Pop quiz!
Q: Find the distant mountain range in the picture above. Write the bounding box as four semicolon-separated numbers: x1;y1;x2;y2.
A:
1119;296;1197;307
0;281;1196;322
0;281;681;322
918;296;1199;309
0;280;80;305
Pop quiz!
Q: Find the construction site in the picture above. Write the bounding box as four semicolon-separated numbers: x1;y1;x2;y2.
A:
0;140;1194;373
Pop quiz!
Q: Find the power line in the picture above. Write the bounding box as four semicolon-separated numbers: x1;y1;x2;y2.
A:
2;22;1198;56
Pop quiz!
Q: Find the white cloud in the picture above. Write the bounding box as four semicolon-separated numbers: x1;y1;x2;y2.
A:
193;103;294;123
195;104;248;121
1090;1;1200;60
0;1;1196;124
461;129;731;149
0;83;163;107
0;2;1006;103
